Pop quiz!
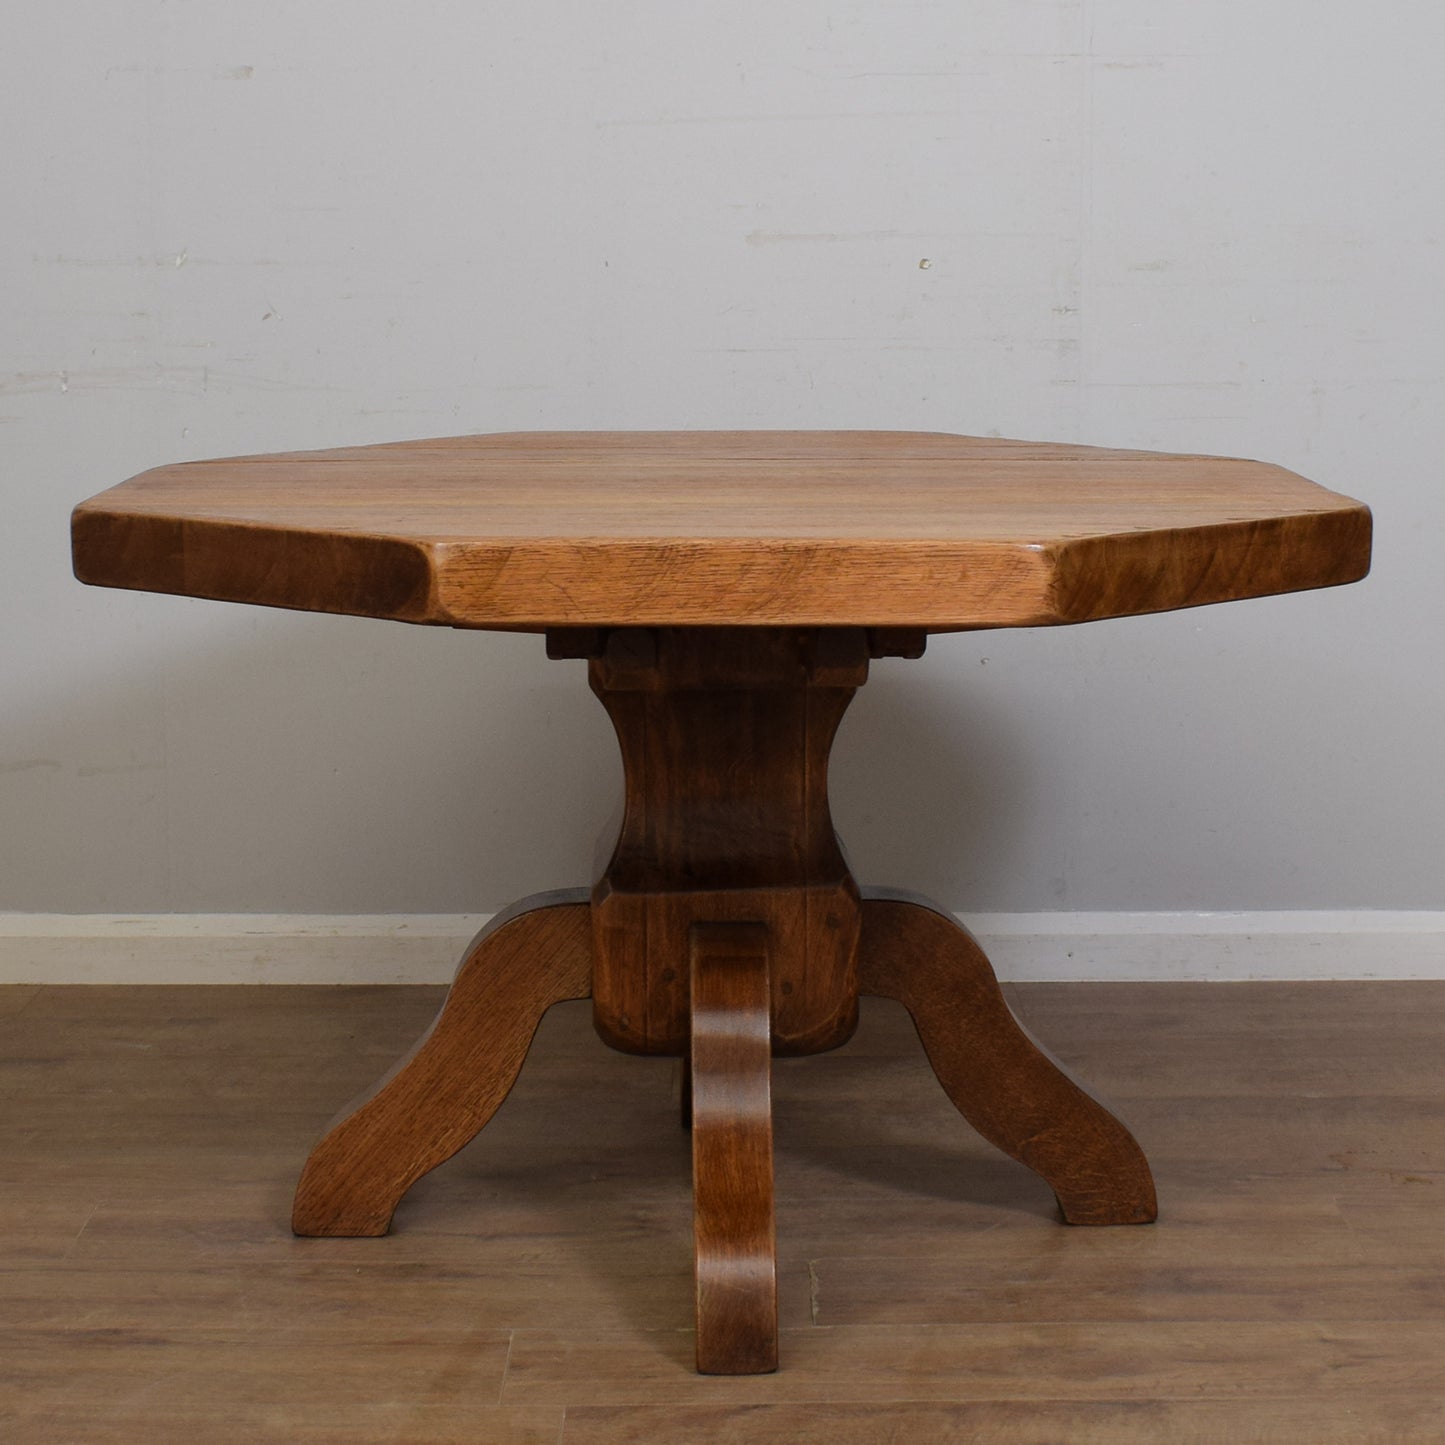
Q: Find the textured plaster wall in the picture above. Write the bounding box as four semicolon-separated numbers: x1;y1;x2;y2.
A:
2;2;1439;914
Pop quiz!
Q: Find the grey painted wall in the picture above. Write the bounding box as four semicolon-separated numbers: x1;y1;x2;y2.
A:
3;3;1439;915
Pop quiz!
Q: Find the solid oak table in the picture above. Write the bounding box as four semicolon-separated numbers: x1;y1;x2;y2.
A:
72;431;1372;1374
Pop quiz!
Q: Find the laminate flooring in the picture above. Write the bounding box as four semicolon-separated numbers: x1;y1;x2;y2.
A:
2;982;1442;1443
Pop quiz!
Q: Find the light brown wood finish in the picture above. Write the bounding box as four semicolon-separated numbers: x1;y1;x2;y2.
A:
71;430;1371;630
66;429;1374;1382
291;890;591;1237
860;891;1157;1226
688;923;778;1374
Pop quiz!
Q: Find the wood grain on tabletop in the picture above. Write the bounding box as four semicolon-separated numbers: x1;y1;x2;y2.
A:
70;430;1372;630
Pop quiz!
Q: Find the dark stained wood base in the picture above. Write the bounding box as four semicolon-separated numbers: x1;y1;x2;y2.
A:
292;891;592;1236
860;891;1157;1226
689;923;778;1374
292;628;1155;1372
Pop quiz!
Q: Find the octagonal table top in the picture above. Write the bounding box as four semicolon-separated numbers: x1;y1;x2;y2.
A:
71;430;1371;632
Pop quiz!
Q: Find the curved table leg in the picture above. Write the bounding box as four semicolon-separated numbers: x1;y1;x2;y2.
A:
292;889;592;1237
859;890;1156;1226
689;922;778;1374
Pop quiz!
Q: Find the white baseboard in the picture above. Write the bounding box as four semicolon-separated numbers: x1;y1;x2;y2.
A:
966;911;1445;982
0;914;489;985
3;910;1445;984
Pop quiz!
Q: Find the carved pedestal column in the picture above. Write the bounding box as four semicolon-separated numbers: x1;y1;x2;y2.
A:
295;625;1155;1376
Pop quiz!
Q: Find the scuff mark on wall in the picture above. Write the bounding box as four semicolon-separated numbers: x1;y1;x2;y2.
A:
0;367;202;396
746;229;921;245
0;366;332;397
598;109;953;128
103;63;256;80
39;255;279;269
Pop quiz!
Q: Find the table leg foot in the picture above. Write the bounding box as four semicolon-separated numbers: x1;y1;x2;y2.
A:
859;890;1157;1226
292;889;592;1237
689;923;779;1374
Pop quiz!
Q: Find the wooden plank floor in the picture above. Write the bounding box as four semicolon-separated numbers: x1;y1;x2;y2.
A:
2;981;1442;1442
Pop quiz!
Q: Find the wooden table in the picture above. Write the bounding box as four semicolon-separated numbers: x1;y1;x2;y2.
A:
72;430;1371;1374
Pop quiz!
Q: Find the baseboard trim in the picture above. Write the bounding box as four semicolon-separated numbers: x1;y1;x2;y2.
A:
0;914;488;985
3;910;1444;984
966;911;1445;982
